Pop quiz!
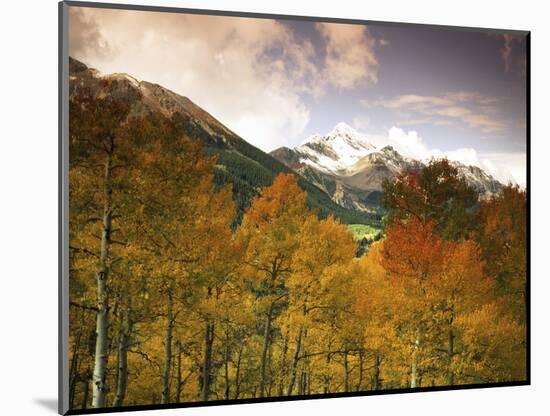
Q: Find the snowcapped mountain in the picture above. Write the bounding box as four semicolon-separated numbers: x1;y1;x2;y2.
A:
70;57;501;218
270;123;502;213
449;161;502;195
69;58;379;225
293;122;377;173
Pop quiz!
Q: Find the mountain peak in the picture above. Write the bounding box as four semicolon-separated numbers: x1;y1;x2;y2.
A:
290;122;377;174
330;122;357;136
299;122;360;147
68;56;239;141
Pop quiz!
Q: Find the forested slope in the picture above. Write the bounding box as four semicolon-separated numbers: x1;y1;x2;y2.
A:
69;57;381;227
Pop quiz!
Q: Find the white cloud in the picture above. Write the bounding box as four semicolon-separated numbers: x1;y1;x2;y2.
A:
69;8;323;151
445;148;480;167
387;127;434;160
368;126;525;186
69;8;385;152
366;92;507;133
352;115;370;130
315;22;378;89
478;152;526;187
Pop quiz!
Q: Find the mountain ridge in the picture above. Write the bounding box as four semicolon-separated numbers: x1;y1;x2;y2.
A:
270;123;502;213
69;57;381;226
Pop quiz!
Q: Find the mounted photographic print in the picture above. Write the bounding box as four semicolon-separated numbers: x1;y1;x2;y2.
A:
59;1;530;414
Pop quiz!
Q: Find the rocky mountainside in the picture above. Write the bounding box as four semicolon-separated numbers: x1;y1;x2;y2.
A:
289;122;377;173
69;57;238;146
69;58;380;226
271;123;502;213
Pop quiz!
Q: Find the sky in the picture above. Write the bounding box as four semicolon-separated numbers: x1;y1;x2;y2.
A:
68;6;528;185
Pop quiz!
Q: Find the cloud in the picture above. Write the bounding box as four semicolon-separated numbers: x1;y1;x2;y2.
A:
69;7;112;59
68;8;384;152
375;126;524;185
352;115;370;130
394;118;434;126
380;94;454;109
478;152;526;187
315;22;378;89
365;92;507;133
386;127;432;160
69;7;326;151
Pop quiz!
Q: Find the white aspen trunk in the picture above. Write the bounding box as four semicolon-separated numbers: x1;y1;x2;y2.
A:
92;156;113;408
410;328;421;388
112;310;132;407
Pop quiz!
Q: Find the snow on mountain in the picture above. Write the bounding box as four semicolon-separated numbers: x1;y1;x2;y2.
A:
449;160;502;195
295;122;377;173
270;122;502;213
69;58;381;225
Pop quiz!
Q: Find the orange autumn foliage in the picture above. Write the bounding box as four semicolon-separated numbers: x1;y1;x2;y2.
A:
68;109;528;409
